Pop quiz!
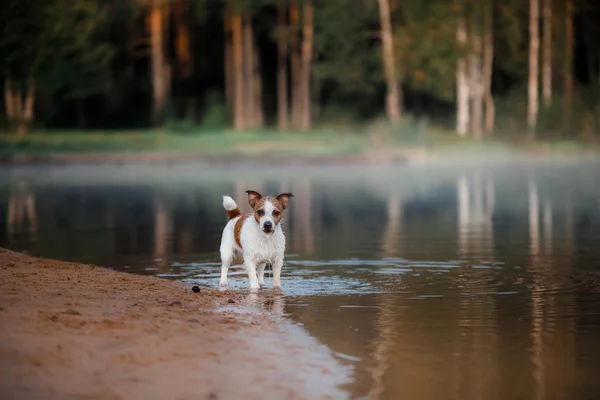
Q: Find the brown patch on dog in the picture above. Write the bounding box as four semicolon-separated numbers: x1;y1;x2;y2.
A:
234;215;250;248
246;190;263;209
252;197;267;224
226;207;241;220
275;193;293;210
250;193;293;225
267;197;283;225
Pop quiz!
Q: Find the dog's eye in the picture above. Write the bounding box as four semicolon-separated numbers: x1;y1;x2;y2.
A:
273;210;280;217
257;209;265;216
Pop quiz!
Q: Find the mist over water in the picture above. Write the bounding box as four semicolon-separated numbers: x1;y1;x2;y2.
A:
2;161;600;399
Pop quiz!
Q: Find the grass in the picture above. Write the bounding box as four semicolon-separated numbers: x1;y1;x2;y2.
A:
0;129;368;157
0;124;597;161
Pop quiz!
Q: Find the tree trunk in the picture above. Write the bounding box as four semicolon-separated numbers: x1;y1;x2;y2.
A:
456;16;470;136
469;28;484;140
4;77;15;123
174;0;192;78
231;6;245;131
149;1;168;126
377;0;402;123
253;38;264;127
289;0;301;130
20;77;35;135
527;0;540;136
563;0;573;133
542;0;552;109
4;75;35;134
299;0;314;132
277;1;289;131
243;15;255;128
483;0;495;135
224;4;234;111
223;4;234;110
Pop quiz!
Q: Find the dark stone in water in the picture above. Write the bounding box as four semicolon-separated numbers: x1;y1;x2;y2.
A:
228;299;236;304
192;286;200;293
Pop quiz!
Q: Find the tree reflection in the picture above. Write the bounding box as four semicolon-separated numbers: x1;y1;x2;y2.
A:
7;180;38;242
457;174;495;261
291;179;314;256
381;194;403;258
528;179;576;400
153;190;172;269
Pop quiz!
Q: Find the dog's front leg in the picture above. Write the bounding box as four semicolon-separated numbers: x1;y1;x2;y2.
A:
257;263;266;288
244;260;261;290
272;258;284;289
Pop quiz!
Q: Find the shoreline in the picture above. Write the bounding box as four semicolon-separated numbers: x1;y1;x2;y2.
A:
0;249;350;400
0;146;598;167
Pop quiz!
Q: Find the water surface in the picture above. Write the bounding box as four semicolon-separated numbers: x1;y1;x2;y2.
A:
2;162;600;399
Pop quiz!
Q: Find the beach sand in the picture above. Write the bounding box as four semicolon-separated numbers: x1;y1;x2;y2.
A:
0;249;349;400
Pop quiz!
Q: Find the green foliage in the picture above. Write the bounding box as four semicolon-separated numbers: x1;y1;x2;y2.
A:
0;0;114;97
494;0;528;80
0;0;597;143
313;0;381;95
393;1;458;102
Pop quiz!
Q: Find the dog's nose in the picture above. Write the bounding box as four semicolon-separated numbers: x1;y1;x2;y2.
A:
264;221;273;230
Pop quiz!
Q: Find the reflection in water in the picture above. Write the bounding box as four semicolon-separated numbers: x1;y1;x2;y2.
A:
245;292;286;322
457;174;495;261
368;295;395;400
7;180;38;242
153;191;172;269
1;163;600;400
529;181;576;400
381;194;403;258
291;180;314;256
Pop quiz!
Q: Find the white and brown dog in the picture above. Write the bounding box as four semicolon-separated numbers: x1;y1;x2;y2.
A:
219;190;293;290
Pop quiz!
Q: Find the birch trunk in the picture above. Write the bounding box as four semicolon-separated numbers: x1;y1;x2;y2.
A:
483;0;495;135
289;0;301;130
563;0;574;132
456;16;470;136
527;0;540;136
542;0;552;109
469;30;484;140
277;1;289;131
299;0;314;132
377;0;402;123
243;15;255;128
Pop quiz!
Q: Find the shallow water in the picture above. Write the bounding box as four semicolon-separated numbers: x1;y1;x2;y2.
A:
2;161;600;399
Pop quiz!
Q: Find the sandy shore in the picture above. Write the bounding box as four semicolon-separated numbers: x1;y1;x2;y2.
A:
0;249;350;400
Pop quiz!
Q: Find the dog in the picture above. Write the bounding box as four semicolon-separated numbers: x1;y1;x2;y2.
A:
219;190;293;290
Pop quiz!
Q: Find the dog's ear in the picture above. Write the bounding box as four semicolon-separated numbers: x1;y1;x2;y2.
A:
276;193;293;210
246;190;263;208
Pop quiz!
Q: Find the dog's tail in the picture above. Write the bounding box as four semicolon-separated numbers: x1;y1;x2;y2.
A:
222;195;241;220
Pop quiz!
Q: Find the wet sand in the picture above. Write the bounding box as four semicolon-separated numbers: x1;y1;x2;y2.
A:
0;249;349;400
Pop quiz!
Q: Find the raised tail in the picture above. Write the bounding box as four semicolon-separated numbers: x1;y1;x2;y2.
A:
222;195;241;220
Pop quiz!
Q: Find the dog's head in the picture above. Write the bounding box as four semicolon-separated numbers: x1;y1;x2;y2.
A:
246;190;293;234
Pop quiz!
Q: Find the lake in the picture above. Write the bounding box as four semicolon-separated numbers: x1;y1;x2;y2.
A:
2;161;600;400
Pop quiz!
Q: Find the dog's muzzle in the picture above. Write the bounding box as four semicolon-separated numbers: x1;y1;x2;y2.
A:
263;221;274;233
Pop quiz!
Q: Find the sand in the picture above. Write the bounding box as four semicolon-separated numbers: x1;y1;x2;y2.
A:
0;249;350;400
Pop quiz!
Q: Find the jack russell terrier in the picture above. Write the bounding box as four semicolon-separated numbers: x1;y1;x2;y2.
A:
219;190;293;290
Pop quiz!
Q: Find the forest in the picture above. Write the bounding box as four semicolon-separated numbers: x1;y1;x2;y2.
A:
1;0;599;142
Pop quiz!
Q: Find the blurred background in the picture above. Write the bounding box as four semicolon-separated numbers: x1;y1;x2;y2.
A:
1;0;599;156
2;1;600;400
